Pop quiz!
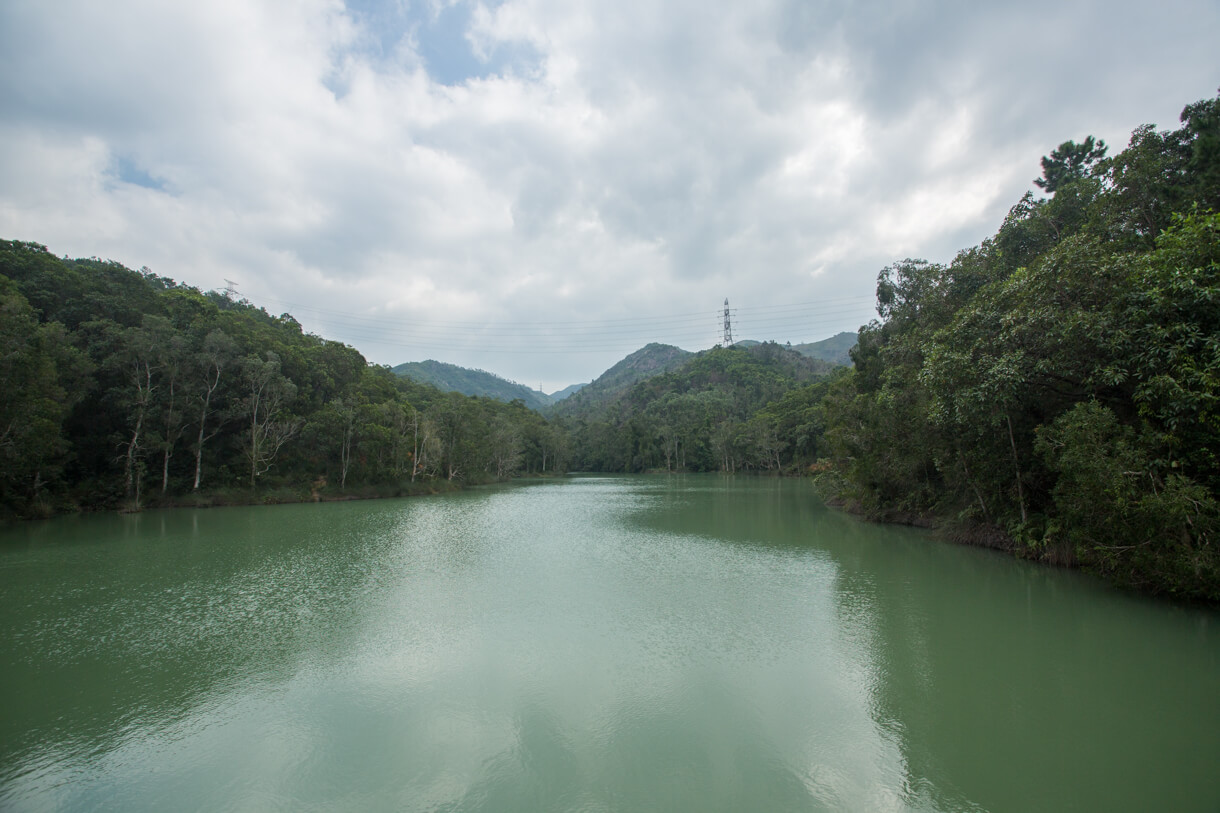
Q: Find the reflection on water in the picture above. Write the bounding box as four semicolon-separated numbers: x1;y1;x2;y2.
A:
1;476;1217;812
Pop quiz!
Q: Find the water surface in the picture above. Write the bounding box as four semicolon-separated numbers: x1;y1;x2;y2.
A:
1;475;1217;811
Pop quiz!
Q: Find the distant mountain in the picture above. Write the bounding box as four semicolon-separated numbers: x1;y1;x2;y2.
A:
392;359;552;410
551;343;693;416
550;382;586;401
391;334;851;417
791;331;858;366
565;341;840;471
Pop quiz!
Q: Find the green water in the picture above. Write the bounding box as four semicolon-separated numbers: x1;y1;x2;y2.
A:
1;475;1217;812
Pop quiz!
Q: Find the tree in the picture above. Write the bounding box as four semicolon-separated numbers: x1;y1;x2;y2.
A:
410;407;440;481
191;329;237;490
105;317;177;508
154;327;188;494
1036;401;1218;598
242;352;300;486
1035;136;1107;194
0;279;89;513
487;416;524;479
315;395;359;488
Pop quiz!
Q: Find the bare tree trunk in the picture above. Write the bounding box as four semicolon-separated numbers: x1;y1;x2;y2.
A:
123;360;153;505
959;451;988;521
1006;413;1027;525
249;395;261;487
411;409;419;482
161;375;176;494
340;425;352;488
125;417;143;498
244;353;297;487
193;406;209;490
193;332;232;490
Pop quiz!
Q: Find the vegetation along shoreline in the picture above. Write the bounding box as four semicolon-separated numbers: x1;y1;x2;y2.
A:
2;90;1218;603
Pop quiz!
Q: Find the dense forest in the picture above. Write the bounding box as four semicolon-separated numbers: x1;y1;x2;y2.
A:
0;246;567;517
557;342;840;473
816;91;1220;600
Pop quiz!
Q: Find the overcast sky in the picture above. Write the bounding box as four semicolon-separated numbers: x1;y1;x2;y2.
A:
1;0;1217;391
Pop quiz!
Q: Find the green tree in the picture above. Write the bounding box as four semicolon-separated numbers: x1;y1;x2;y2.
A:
1034;136;1107;194
242;352;300;486
1036;402;1218;598
191;329;237;490
0;278;89;513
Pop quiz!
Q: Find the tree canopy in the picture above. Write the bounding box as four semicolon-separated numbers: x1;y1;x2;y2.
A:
820;90;1220;601
0;243;568;517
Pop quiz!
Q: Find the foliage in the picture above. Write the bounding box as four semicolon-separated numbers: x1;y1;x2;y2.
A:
1035;402;1218;598
0;242;568;517
563;342;838;474
1034;136;1107;193
820;90;1220;600
551;343;693;417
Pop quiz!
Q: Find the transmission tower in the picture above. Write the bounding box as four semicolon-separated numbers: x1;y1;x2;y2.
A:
722;298;734;346
223;279;239;299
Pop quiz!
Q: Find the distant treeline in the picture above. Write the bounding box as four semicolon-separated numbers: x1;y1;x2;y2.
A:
0;245;566;517
817;91;1220;600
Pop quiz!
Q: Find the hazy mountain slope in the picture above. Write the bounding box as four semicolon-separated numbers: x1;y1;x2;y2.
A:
393;359;551;409
791;331;858;366
551;343;693;416
550;382;586;401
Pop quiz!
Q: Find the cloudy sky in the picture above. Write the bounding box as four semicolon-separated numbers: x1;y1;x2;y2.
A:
1;0;1217;391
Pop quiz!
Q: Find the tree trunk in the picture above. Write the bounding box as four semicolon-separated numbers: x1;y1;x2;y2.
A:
193;411;207;490
411;410;419;482
1006;413;1027;525
161;376;176;494
125;419;142;498
960;451;988;521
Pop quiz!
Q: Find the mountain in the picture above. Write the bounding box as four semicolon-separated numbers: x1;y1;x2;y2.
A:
550;382;586;400
390;333;850;417
791;331;857;366
551;343;693;416
392;359;552;410
565;341;841;472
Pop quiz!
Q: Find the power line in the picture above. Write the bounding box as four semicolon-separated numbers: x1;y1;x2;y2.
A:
252;293;874;333
255;301;870;341
234;291;874;357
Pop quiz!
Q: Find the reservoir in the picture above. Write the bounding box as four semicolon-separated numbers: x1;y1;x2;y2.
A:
1;475;1217;811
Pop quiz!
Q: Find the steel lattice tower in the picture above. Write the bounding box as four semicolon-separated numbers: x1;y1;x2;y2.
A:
722;298;734;346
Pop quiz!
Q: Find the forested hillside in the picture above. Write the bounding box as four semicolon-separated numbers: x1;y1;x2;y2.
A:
562;341;840;473
392;359;553;410
551;342;693;415
0;244;567;518
792;331;858;366
819;91;1220;600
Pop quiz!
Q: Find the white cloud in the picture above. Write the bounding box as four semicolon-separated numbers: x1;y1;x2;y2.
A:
1;0;1218;389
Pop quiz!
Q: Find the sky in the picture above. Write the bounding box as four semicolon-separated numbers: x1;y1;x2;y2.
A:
1;0;1217;392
